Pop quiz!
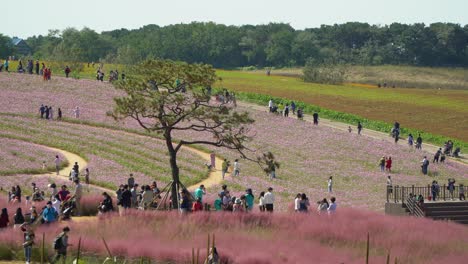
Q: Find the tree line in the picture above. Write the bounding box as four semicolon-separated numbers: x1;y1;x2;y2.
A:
2;22;468;67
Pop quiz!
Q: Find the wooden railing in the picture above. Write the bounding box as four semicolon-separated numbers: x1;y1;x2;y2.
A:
405;197;425;217
387;185;466;203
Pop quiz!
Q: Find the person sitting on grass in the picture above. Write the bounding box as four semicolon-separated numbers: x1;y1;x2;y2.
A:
214;193;223;211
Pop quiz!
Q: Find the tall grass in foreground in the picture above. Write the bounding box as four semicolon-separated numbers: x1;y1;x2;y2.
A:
0;201;467;263
225;89;468;151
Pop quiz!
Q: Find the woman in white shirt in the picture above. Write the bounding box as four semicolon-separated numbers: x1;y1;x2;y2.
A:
294;193;301;212
258;192;265;212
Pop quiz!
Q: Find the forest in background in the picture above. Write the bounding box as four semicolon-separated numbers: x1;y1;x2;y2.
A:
1;22;468;68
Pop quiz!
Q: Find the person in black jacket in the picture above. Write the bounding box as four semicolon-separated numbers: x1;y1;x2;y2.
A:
120;185;132;209
99;192;114;213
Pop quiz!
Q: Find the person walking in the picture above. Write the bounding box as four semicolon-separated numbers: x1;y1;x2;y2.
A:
284;104;289;117
327;176;333;193
421;156;429;175
73;180;83;216
35;60;39;75
51;227;72;264
264;187;275;212
49;106;54;120
39;104;46;119
21;224;35;264
268;99;274;113
387;176;393;194
431;181;439;201
448;178;456;200
57;108;62;120
290;101;296;115
459;184;465;201
385;157;392;172
221;159;229;179
54;155;61;175
64;66;71;78
73;106;80;118
408;134;414;147
4;59;9;72
233;159;240;177
433;148;442;163
313;112;319;125
210;152;216;170
416;135;423;150
84;168;90;190
44;105;50;119
379;156;386;172
357;122;363;135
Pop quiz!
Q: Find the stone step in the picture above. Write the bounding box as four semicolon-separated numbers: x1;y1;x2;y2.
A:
425;210;468;217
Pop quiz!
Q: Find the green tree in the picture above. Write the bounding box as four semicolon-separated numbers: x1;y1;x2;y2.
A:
110;60;257;209
0;34;14;59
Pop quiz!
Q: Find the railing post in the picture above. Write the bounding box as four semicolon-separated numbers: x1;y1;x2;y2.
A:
402;187;406;205
427;184;431;200
412;185;415;195
443;185;446;201
386;185;389;203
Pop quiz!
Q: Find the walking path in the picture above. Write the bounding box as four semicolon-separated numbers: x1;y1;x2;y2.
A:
1;128;224;197
237;101;467;166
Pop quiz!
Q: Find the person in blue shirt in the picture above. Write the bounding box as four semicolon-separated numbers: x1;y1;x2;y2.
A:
194;185;206;203
43;201;57;223
245;189;254;211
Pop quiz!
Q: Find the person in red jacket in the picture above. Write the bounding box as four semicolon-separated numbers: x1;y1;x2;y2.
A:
385;156;392;172
192;197;203;212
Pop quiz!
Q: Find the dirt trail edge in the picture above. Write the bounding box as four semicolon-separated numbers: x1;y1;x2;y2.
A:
237;101;467;166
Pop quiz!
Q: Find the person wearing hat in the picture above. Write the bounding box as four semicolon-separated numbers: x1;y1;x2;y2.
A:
43;201;58;223
245;189;254;211
51;226;72;264
263;187;275;212
232;198;243;212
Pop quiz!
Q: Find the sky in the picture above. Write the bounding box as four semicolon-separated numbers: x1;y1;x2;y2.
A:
2;0;468;38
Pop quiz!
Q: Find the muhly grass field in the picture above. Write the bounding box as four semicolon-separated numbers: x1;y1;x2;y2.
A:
175;107;468;211
0;138;68;176
0;202;467;263
0;114;207;190
0;73;467;211
216;70;468;143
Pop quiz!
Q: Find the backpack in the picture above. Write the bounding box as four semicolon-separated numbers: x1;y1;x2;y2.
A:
53;234;64;250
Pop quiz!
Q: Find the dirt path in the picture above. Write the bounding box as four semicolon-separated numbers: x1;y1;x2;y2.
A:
24;144;115;195
237;101;467;166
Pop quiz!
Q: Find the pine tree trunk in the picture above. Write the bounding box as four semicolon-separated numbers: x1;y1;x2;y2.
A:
165;131;180;210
